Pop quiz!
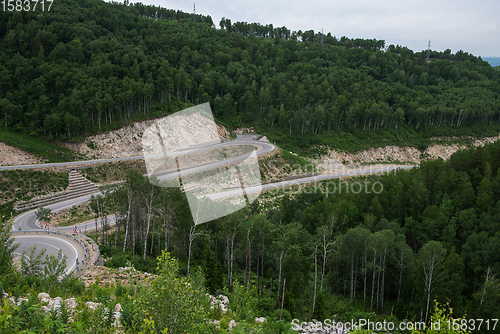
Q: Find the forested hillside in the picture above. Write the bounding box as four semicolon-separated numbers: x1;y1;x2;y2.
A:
0;0;499;148
83;135;500;332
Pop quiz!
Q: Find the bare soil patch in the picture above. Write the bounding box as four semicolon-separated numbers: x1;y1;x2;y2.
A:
0;142;46;166
61;118;232;160
80;265;155;288
316;134;500;167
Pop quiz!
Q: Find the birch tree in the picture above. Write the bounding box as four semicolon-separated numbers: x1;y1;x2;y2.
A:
243;217;256;289
142;178;157;260
317;225;338;292
417;240;446;323
394;235;414;305
341;226;370;306
224;211;244;293
312;243;319;319
187;224;207;279
473;266;500;313
273;221;301;307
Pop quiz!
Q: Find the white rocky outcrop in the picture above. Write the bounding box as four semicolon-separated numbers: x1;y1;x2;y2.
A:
38;292;51;303
63;116;231;159
85;301;101;311
207;294;230;313
228;319;237;330
317;134;500;168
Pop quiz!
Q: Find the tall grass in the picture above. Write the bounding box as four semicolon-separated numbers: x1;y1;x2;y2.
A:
0;129;81;163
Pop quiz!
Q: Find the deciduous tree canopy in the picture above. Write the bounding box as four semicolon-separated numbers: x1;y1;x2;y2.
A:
0;0;499;142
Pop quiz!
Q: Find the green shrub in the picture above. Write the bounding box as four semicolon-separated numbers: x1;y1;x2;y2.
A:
114;283;126;298
132;251;212;333
272;309;292;322
0;293;69;333
255;296;275;316
261;319;294;333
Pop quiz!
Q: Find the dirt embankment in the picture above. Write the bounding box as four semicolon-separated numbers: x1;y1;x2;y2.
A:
61;117;233;160
316;134;500;167
80;265;155;288
0;142;46;166
63;114;500;167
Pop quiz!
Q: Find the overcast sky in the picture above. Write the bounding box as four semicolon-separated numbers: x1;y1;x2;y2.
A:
128;0;500;57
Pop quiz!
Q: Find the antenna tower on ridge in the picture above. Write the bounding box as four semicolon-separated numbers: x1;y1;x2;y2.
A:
193;3;196;22
427;40;431;61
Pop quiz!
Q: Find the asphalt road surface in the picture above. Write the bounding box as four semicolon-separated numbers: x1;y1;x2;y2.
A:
12;195;95;276
12;234;81;275
0;140;276;171
206;165;417;199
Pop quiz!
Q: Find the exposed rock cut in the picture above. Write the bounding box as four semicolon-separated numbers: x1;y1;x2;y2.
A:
317;134;500;167
62;117;232;159
0;142;46;166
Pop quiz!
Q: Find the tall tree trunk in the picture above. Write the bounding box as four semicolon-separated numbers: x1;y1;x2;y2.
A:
276;249;284;307
143;185;155;260
312;246;318;319
280;278;287;320
363;249;368;312
123;199;132;252
380;251;387;312
261;240;265;298
150;220;155;255
376;253;382;311
187;225;204;279
350;251;355;305
132;211;136;255
370;252;377;312
270;256;274;299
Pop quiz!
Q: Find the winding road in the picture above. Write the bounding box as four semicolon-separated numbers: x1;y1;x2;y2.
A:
9;140;275;275
8;139;416;275
12;195;97;277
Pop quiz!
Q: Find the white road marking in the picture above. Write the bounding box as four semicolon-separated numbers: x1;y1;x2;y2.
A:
14;236;79;274
13;239;61;251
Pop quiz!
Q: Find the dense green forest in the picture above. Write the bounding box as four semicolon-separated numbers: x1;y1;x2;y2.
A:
0;0;499;148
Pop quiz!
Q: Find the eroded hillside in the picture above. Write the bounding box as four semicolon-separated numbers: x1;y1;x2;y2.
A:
0;142;46;166
59;119;500;183
62;117;232;159
315;134;500;167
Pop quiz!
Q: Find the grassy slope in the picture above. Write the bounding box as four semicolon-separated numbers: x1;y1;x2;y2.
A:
0;129;82;163
0;169;69;216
